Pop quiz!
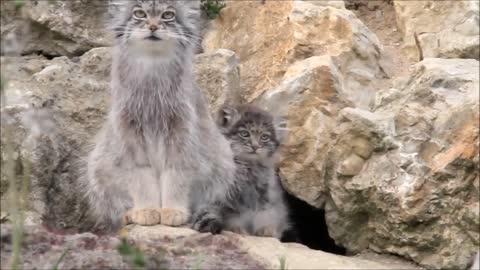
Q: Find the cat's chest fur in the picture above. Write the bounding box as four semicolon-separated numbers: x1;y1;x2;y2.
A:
235;158;275;207
114;84;197;174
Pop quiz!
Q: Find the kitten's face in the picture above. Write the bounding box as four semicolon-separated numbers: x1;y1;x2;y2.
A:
113;0;200;57
219;106;281;160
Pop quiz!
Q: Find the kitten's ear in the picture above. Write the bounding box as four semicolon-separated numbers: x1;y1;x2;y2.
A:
216;105;239;129
274;116;288;143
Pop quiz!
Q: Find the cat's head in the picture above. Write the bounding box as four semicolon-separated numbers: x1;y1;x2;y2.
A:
111;0;200;57
216;105;287;161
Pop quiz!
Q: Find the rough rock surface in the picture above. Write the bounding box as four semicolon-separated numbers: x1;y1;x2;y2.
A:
393;0;480;61
0;223;420;270
0;1;117;57
0;47;241;230
1;49;111;230
325;58;479;269
256;55;352;207
193;49;243;112
206;0;392;208
203;1;391;107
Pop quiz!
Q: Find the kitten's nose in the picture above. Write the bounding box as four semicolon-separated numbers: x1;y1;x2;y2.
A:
251;145;259;152
149;24;158;32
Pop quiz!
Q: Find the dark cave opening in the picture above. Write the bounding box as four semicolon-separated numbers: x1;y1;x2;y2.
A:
280;188;347;255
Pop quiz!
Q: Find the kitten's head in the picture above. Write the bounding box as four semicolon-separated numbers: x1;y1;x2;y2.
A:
111;0;200;57
216;105;287;161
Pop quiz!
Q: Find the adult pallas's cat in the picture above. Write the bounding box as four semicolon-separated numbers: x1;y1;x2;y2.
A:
84;0;235;231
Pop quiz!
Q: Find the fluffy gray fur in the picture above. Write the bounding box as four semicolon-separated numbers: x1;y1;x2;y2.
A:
192;105;290;239
84;0;235;231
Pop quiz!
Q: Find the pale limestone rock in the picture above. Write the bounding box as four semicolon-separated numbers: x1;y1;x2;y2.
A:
255;56;349;206
393;0;480;61
303;0;346;9
337;154;365;176
0;1;116;56
194;49;243;112
204;2;391;207
325;58;480;270
204;1;391;108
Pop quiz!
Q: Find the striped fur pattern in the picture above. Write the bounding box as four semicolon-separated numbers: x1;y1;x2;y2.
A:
192;105;290;239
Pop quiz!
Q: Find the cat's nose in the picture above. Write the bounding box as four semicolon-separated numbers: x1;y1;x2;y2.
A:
251;145;259;152
149;24;158;32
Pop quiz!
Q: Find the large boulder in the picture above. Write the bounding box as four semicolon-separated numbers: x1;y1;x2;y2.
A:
0;223;420;270
256;55;352;207
0;47;241;230
393;0;480;61
206;0;392;208
203;1;391;107
324;58;479;269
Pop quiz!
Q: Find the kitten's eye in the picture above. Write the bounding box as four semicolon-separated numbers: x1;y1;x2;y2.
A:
133;9;147;19
161;11;176;21
260;134;271;142
238;131;250;138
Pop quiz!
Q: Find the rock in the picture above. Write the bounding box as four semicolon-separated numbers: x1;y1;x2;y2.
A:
337;154;365;176
0;48;244;230
203;1;391;107
0;223;421;269
393;0;480;61
204;2;391;207
0;48;112;230
0;1;117;57
194;49;243;112
255;56;350;206
325;58;480;269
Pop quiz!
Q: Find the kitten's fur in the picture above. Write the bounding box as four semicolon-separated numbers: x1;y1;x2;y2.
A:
84;0;235;231
192;105;290;239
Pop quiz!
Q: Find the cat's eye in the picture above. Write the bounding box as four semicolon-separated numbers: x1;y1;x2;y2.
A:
133;9;147;19
239;131;250;138
260;134;271;141
161;10;176;21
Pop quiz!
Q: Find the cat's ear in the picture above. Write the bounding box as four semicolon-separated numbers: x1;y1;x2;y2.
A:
179;0;201;15
106;1;137;37
182;0;201;9
216;105;239;129
274;116;288;143
177;0;201;31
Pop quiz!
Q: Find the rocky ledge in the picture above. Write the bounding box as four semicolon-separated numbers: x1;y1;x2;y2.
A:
0;223;420;270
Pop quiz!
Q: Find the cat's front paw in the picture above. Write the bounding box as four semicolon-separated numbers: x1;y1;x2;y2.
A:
192;212;223;234
124;208;162;226
256;226;276;237
160;208;188;226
